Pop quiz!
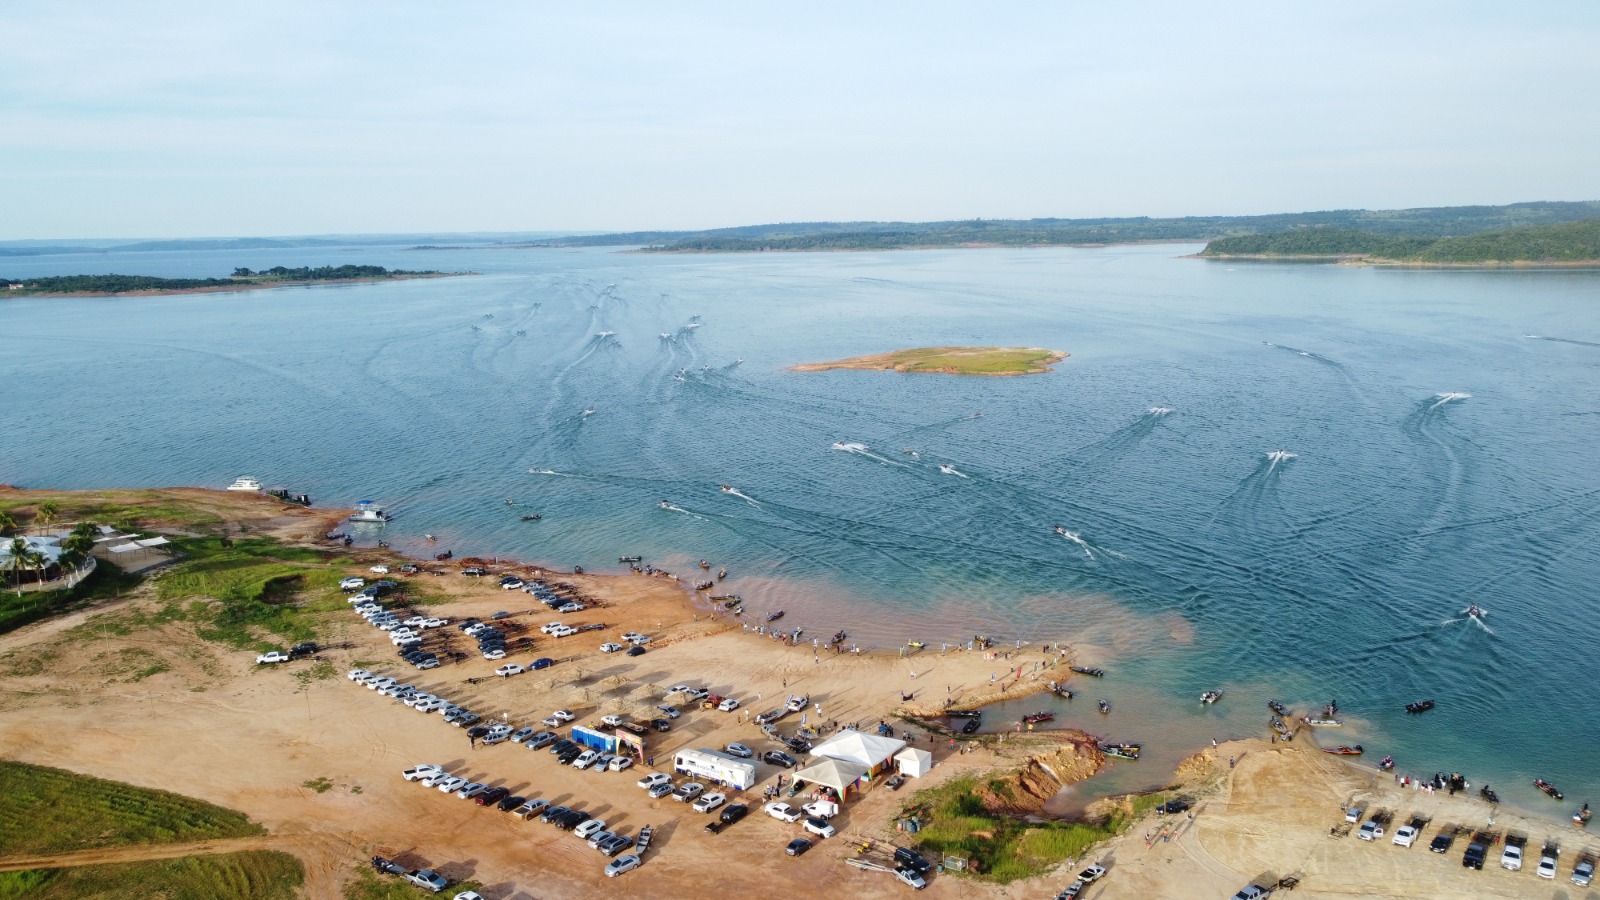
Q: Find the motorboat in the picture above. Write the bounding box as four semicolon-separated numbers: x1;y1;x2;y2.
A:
717;567;727;580
1267;700;1290;717
1302;716;1342;727
660;332;672;339
1575;804;1591;826
961;718;981;734
1053;525;1068;536
1270;716;1290;736
1021;712;1054;725
658;500;673;509
1266;449;1296;464
1323;745;1364;756
596;331;615;338
767;610;785;623
1480;785;1500;803
1321;699;1339;717
938;464;960;475
719;484;734;493
1048;682;1074;699
350;500;391;523
698;560;711;569
829;630;847;645
1201;690;1223;705
694;580;714;591
1070;666;1105;677
1098;742;1141;760
1097;699;1111;714
619;556;642;563
519;514;541;521
946;710;982;719
1465;603;1487;621
1378;756;1395;771
226;476;262;492
1404;699;1435;714
1535;779;1564;800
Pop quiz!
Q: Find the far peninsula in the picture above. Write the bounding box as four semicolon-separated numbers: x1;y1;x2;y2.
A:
1;264;469;298
793;346;1068;376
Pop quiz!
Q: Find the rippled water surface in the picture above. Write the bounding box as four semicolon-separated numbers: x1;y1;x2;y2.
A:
5;243;1600;815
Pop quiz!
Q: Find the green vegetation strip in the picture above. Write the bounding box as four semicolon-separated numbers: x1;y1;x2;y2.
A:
344;866;483;900
1;265;438;295
0;760;264;857
0;850;303;900
152;537;348;650
902;775;1169;883
1201;219;1600;263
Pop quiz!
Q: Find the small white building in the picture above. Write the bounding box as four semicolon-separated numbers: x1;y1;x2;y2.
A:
673;748;756;790
895;747;934;778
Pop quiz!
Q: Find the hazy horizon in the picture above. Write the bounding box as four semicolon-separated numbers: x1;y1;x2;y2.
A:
4;2;1598;240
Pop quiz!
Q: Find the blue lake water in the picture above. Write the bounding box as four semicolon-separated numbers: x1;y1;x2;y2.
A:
5;243;1599;817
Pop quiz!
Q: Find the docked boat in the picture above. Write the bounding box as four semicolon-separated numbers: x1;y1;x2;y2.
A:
226;476;262;492
1481;785;1500;803
1022;712;1054;725
349;501;391;523
1267;700;1289;717
829;630;847;645
1070;666;1105;677
1575;804;1591;826
694;580;714;591
1047;682;1074;699
1323;745;1364;756
1302;715;1342;727
1536;779;1564;800
946;710;982;719
1201;690;1223;705
1097;699;1112;714
1404;699;1435;714
1378;756;1395;771
1321;699;1339;717
1099;742;1141;760
767;610;785;623
961;718;981;734
1270;716;1290;736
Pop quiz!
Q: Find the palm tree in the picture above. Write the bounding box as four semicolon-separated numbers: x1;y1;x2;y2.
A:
5;537;33;594
35;501;59;535
0;512;16;536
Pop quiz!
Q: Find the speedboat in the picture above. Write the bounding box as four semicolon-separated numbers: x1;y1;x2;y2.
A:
1070;666;1105;677
1404;699;1435;714
1053;525;1068;536
619;555;642;563
519;514;541;521
350;500;391;523
1303;715;1342;727
597;331;615;338
1021;712;1054;725
226;476;262;492
658;500;672;509
1097;699;1111;714
1535;779;1564;800
1266;449;1296;464
720;484;734;493
1201;690;1223;705
1575;804;1591;826
1323;745;1364;756
767;611;785;623
938;464;959;475
1481;785;1500;803
1098;742;1141;760
684;322;700;329
1465;603;1486;620
1378;756;1395;771
1267;700;1289;717
660;332;671;339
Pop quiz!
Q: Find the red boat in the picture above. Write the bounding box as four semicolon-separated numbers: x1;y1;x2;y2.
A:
1022;712;1054;725
1322;745;1364;756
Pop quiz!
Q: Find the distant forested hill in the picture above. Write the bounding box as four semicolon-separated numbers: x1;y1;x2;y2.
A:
1200;219;1600;264
3;265;442;296
527;201;1600;252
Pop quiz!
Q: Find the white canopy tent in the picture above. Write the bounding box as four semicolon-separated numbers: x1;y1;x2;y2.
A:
792;757;869;798
809;730;907;775
895;747;933;777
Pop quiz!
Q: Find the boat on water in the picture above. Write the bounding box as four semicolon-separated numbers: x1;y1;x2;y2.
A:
1097;699;1112;714
1266;449;1296;464
519;514;541;521
1404;699;1435;714
1047;682;1074;699
1270;716;1290;736
1323;745;1364;756
1201;690;1223;705
1481;785;1500;803
1536;779;1565;800
946;710;982;719
1267;699;1290;717
698;560;710;569
1378;755;1395;771
658;500;673;509
660;332;672;339
1070;666;1104;677
767;610;785;623
1320;699;1339;717
596;331;615;338
1021;712;1054;725
962;718;981;734
619;555;642;563
1099;742;1141;760
938;464;960;475
1465;602;1487;621
1303;716;1342;727
349;500;391;523
829;630;847;645
226;476;262;492
1575;804;1592;826
719;484;734;493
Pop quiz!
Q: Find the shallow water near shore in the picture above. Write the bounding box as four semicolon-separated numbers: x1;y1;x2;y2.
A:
5;242;1600;823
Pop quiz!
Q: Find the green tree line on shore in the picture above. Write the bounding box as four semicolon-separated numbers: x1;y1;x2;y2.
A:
1201;219;1600;263
4;265;434;295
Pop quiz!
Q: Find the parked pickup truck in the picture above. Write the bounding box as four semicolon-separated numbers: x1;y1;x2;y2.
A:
255;650;291;664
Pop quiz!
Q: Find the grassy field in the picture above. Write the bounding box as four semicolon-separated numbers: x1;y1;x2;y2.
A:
343;865;482;900
0;491;223;532
901;775;1171;882
0;850;303;899
0;760;264;856
0;559;144;636
149;537;349;650
794;346;1067;376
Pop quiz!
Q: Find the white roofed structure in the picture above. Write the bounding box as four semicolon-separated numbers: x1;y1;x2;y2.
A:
809;729;906;776
895;747;934;777
792;757;870;798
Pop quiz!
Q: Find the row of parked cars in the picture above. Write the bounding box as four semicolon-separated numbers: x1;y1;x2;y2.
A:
1346;805;1594;884
402;761;646;877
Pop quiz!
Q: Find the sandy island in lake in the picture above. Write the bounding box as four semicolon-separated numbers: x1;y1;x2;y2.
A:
792;346;1068;377
0;487;1585;899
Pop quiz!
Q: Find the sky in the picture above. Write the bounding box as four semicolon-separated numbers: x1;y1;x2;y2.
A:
3;2;1598;239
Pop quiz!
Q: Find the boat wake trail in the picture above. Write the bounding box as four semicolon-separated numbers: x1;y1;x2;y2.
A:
1147;406;1176;416
1067;409;1169;469
1050;525;1125;563
830;441;911;468
526;468;573;477
719;485;761;507
1526;334;1600;349
657;501;706;520
1055;527;1095;559
937;464;969;478
1430;391;1472;410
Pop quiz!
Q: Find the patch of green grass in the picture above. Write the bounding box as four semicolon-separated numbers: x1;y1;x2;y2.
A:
301;777;333;794
0;560;145;636
0;760;264;856
293;659;337;691
151;538;347;650
902;775;1144;883
343;865;482;900
0;850;303;899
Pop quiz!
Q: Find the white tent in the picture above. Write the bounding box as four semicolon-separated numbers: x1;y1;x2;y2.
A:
809;730;907;774
135;537;170;548
895;747;933;777
792;757;869;797
107;542;144;554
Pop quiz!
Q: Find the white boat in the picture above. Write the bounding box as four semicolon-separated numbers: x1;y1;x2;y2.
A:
1266;449;1296;464
350;500;391;523
226;476;262;492
597;331;615;338
660;332;671;339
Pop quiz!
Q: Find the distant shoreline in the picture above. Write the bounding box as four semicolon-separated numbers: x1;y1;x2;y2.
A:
1194;253;1600;269
3;271;469;299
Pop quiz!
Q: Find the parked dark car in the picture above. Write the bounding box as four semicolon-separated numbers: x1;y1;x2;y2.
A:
289;642;319;657
540;805;570;824
651;719;673;732
786;838;812;856
1463;841;1487;869
475;786;510;806
549;739;576;755
627;646;646;657
763;750;797;768
720;803;749;824
556;747;583;764
895;847;932;873
467;726;491;740
557;810;589;830
1430;830;1456;853
497;794;526;812
530;657;555;670
1156;799;1191;814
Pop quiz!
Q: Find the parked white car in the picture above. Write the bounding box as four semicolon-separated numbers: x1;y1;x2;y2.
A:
764;802;802;822
803;817;836;838
572;751;599;770
339;577;366;591
600;642;624;653
347;668;371;681
717;697;740;712
495;664;525;678
693;792;726;813
370;565;390;574
605;855;641;877
637;772;671;789
1392;824;1419;847
608;756;634;772
256;650;291;664
540;622;566;634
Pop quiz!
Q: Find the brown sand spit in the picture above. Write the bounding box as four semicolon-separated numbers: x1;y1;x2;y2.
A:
792;346;1068;376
